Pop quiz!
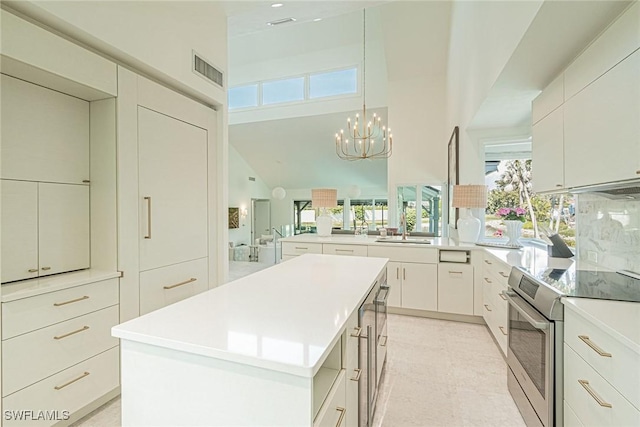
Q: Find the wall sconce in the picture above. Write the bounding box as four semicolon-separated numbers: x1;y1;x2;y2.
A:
240;207;248;219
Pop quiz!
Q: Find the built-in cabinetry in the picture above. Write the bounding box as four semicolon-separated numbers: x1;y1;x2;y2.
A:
481;253;510;356
563;302;640;426
438;261;474;315
532;3;640;192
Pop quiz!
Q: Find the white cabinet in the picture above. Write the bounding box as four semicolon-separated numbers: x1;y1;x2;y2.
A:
401;263;438;312
138;107;208;272
437;263;474;315
1;181;90;283
0;74;90;185
532;74;564;125
322;244;368;257
564;49;640;188
532;107;565;193
481;254;510;356
282;242;323;257
386;262;403;307
1;180;39;283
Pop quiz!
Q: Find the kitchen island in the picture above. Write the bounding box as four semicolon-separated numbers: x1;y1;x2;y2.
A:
112;254;387;426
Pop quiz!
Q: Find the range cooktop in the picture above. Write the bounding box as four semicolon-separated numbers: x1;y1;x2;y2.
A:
537;268;640;303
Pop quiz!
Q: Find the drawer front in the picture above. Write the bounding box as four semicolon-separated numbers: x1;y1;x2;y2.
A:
483;256;511;284
2;347;119;427
139;257;208;316
2;278;119;339
314;370;346;427
282;242;323;256
322;244;368;257
564;400;585;427
2;305;119;396
437;264;474;315
564;343;640;426
368;246;437;263
565;309;640;409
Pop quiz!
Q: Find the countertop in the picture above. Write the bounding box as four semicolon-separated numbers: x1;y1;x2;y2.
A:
280;234;477;249
112;254;388;378
1;269;121;302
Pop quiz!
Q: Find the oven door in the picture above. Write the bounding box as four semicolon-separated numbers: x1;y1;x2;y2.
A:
504;291;554;427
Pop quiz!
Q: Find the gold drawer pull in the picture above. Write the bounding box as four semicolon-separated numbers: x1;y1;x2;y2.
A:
578;379;612;408
578;335;612;357
499;271;509;278
41;266;52;271
350;368;362;382
484;304;492;312
350;327;362;338
295;246;308;250
499;326;507;336
335;249;354;253
449;270;463;275
499;293;507;301
54;371;90;390
144;196;152;239
484;277;492;284
335;407;346;427
54;295;89;307
54;326;89;340
380;335;388;347
28;268;39;273
484;259;492;265
164;278;197;290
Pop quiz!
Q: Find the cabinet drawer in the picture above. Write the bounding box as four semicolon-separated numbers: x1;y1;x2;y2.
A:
564;400;584;427
282;242;323;256
2;347;119;427
564;344;640;426
314;370;346;427
565;308;640;409
139;257;208;316
2;278;119;339
483;255;511;284
368;246;437;263
323;244;368;257
2;305;119;397
437;264;474;315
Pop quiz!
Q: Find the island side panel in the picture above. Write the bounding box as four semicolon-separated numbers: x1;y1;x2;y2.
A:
120;340;312;426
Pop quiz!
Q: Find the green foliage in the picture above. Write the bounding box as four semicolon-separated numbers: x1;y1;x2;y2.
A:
404;208;417;232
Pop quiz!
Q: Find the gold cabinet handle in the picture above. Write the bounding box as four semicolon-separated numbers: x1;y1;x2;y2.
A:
41;266;52;271
396;267;399;280
350;327;362;337
578;335;612;357
499;271;509;278
499;326;507;336
28;268;38;273
636;170;640;175
54;295;89;307
499;293;507;301
350;368;362;382
484;277;492;284
54;372;90;390
335;249;354;253
295;246;308;250
380;335;388;347
578;379;612;408
403;268;406;280
556;184;563;187
484;259;492;265
484;304;492;312
448;270;463;275
54;326;89;340
335;407;346;427
164;277;197;290
144;196;152;239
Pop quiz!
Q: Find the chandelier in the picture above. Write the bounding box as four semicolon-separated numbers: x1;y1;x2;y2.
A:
335;9;392;161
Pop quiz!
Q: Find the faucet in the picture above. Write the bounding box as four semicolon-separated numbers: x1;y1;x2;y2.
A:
400;213;407;240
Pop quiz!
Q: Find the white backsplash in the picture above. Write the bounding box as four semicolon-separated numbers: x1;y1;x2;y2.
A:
576;194;640;273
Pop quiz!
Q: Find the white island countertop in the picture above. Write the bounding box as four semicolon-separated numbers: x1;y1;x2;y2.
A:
112;254;387;378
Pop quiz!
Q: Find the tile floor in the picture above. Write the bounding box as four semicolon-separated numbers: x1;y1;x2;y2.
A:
74;314;525;427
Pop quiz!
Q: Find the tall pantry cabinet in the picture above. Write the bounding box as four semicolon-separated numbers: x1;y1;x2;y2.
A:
117;67;218;322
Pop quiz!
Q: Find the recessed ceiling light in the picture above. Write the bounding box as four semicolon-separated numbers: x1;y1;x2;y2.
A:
313;18;322;22
271;3;283;7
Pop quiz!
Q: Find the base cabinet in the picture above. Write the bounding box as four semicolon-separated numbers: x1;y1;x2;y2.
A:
482;254;509;356
437;264;474;315
401;263;438;311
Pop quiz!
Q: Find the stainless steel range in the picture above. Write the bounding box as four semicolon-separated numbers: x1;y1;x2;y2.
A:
505;266;640;427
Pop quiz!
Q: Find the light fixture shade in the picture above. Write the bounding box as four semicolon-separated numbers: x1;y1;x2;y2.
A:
452;185;487;208
311;188;338;208
347;185;361;199
271;187;286;200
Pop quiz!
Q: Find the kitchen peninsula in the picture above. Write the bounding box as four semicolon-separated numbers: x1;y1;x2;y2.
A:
112;254;387;426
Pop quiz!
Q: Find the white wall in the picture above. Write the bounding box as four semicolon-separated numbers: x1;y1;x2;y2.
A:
228;146;271;247
5;0;227;107
446;0;543;185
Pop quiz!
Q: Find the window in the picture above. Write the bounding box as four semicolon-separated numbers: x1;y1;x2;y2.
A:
397;185;442;236
262;77;304;105
228;84;258;109
349;199;388;230
309;68;357;99
293;199;387;234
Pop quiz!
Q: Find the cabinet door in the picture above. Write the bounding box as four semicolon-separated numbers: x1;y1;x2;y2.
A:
386;262;402;307
564;50;640;188
38;183;90;276
401;263;437;311
532;107;565;193
138;107;208;271
0;75;89;184
1;180;39;283
437;264;474;315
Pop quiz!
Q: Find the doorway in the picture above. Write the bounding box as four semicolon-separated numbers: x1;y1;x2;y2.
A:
251;199;271;243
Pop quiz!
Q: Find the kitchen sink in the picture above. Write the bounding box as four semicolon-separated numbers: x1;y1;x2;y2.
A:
375;238;432;244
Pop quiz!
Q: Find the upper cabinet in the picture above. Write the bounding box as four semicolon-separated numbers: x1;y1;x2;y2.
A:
1;75;90;185
532;107;564;193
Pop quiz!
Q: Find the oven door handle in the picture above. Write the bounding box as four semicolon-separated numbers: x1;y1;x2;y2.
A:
503;291;549;330
375;287;389;305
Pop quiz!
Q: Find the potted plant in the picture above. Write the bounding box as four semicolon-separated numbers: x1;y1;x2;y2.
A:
496;207;526;245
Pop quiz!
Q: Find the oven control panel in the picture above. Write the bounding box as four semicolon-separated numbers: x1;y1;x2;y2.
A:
518;275;540;299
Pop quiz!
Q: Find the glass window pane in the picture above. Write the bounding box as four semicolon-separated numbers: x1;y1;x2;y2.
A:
262;77;304;105
310;68;358;99
228;85;258;110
